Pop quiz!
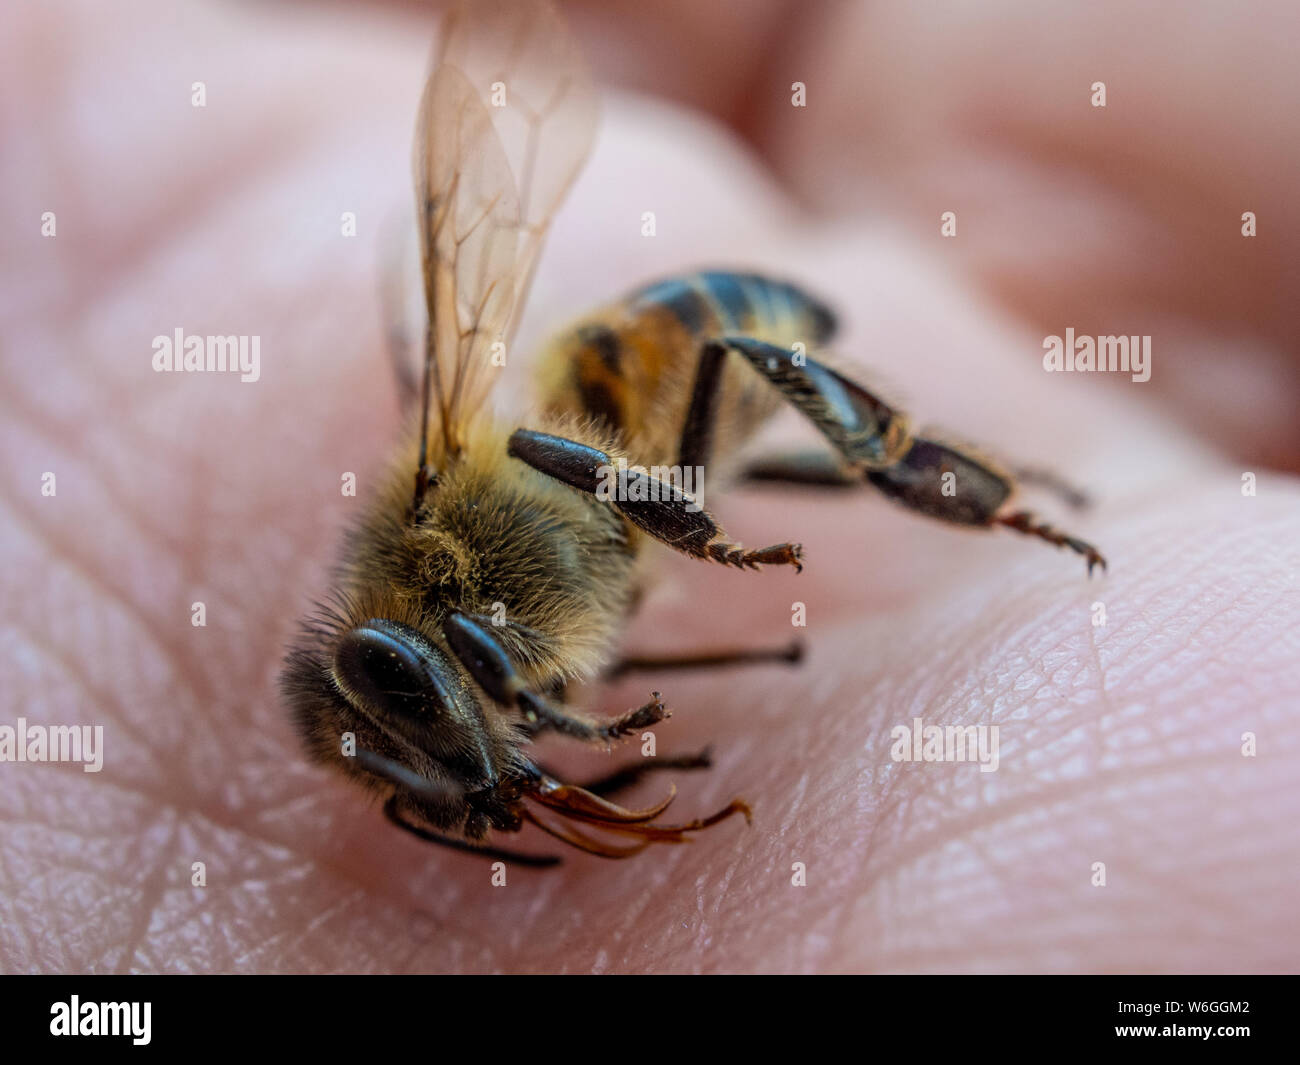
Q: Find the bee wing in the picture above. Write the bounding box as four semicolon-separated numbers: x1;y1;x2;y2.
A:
413;0;597;457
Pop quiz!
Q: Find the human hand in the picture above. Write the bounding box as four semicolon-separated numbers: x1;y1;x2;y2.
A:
2;0;1295;974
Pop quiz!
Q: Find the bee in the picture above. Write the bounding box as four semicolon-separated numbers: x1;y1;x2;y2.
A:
282;0;1106;868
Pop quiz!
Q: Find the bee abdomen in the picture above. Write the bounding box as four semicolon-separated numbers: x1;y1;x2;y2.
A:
538;271;836;459
629;271;837;346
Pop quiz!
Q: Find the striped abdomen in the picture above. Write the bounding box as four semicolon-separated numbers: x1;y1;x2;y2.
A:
536;271;837;466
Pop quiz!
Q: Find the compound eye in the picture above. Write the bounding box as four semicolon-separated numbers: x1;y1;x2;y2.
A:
333;620;449;721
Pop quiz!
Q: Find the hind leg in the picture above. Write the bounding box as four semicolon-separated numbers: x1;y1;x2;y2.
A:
687;337;1106;574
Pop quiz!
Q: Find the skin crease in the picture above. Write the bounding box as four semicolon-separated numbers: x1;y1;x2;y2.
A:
1;0;1298;974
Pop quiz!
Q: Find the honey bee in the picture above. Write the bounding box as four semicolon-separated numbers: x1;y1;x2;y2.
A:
282;0;1106;867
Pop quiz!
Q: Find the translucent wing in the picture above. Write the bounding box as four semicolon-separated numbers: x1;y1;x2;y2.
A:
412;0;597;463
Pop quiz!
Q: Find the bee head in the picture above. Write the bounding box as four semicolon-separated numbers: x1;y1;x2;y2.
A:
284;616;515;828
283;612;752;860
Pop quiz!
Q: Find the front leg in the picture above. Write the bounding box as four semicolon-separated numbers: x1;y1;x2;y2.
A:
507;430;803;571
443;611;669;742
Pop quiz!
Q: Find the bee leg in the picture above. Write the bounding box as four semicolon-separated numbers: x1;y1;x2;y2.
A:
739;449;860;489
696;338;1105;574
1009;466;1093;510
864;436;1108;574
568;749;715;798
528;749;714;798
740;449;1103;584
606;639;803;679
680;338;911;470
992;510;1108;575
523;692;669;742
383;796;560;867
507;429;803;571
443;611;669;742
741;450;1096;511
677;334;728;469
